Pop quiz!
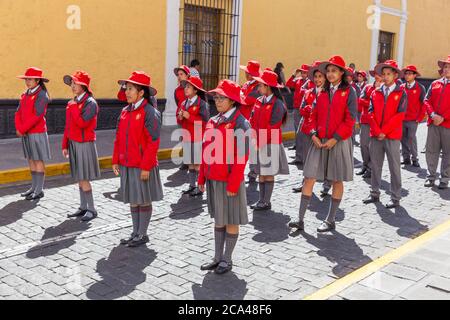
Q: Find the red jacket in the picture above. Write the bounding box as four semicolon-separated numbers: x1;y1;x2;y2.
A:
299;88;318;135
198;109;250;193
62;94;99;150
250;95;287;147
176;96;210;142
286;77;308;109
174;85;187;116
424;78;450;129
401;82;426;122
368;84;408;140
15;87;49;135
112;100;161;171
358;84;377;124
240;80;260;120
310;85;357;140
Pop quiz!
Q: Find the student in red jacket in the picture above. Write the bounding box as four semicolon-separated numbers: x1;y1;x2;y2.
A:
286;64;310;154
113;71;164;247
177;76;210;197
400;65;426;168
198;80;250;275
249;69;289;211
174;65;191;171
347;67;362;146
240;60;262;183
356;71;368;91
15;67;51;201
363;60;407;208
289;56;357;233
62;71;101;222
424;55;450;189
356;70;383;179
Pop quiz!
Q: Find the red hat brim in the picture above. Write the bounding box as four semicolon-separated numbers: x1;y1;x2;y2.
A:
208;88;245;105
252;76;284;89
239;65;261;78
318;62;352;77
117;79;157;96
17;75;49;83
173;67;190;77
307;66;324;82
181;79;206;92
438;60;450;69
374;64;402;78
401;68;421;77
64;75;93;94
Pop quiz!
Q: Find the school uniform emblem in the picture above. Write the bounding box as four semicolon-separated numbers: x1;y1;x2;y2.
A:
192;106;198;112
394;95;399;101
225;123;232;129
341;92;347;97
136;113;142;120
79;105;82;109
413;90;417;94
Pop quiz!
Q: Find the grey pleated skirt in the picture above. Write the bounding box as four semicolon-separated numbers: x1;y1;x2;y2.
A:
256;143;290;176
303;138;354;182
182;141;202;165
68;141;101;182
22;133;51;161
206;180;248;226
119;166;164;205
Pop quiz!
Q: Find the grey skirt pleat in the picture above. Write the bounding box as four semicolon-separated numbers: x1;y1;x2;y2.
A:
182;141;203;165
119;166;164;205
206;180;248;226
303;138;354;182
69;141;101;182
256;143;290;176
22;133;51;161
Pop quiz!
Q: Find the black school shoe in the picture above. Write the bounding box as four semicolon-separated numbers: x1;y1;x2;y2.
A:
292;186;303;193
253;202;272;211
128;235;150;247
179;164;189;171
288;146;296;151
320;188;330;198
189;187;204;197
385;200;400;209
356;168;367;176
363;195;380;204
67;208;87;218
21;189;34;197
120;233;137;245
215;261;233;275
412;160;420;168
81;210;97;222
288;220;304;231
200;260;220;271
438;182;449;190
288;160;302;165
26;191;44;201
424;179;436;188
362;170;372;179
182;186;196;195
317;221;336;233
401;159;412;166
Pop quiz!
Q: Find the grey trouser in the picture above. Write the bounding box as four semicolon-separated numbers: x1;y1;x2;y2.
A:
360;124;371;170
370;138;402;201
401;121;419;162
426;125;450;183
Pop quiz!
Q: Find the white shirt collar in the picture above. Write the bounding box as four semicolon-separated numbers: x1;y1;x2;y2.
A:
132;98;145;110
264;94;274;103
76;92;87;102
382;83;397;96
29;85;40;94
221;107;237;119
249;79;256;85
407;81;416;88
330;82;341;91
188;95;198;105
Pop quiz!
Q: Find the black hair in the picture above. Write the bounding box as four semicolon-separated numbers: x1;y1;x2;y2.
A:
323;66;350;93
274;62;284;72
37;79;50;99
190;59;200;68
133;84;151;101
270;86;288;125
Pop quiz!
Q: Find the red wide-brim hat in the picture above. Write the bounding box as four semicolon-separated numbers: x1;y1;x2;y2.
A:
64;71;93;94
318;55;352;77
240;60;262;78
181;76;206;92
438;55;450;69
17;67;49;82
253;70;284;88
173;65;191;77
307;61;324;82
118;71;157;96
208;79;245;105
374;60;402;77
402;65;421;77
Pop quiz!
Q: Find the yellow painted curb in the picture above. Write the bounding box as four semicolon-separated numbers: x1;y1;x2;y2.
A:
304;218;450;300
0;131;295;185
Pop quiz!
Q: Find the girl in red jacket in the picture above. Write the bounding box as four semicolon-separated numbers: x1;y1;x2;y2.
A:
113;71;164;247
249;69;289;211
62;71;101;222
16;67;51;201
177;76;210;197
198;80;250;275
424;55;450;189
400;65;426;168
289;56;357;233
356;70;383;179
174;65;191;171
363;60;407;208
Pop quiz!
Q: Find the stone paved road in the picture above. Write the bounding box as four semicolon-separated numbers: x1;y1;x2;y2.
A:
0;124;449;300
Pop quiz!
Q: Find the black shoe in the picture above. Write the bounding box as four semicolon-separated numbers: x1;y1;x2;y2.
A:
320;189;330;198
120;234;136;245
253;202;271;211
421;148;426;154
362;171;372;179
250;201;262;209
127;235;150;247
292;186;303;193
214;261;233;275
356;168;367;176
288;146;296;151
67;208;87;218
246;176;257;184
401;159;411;165
179;164;189;171
363;195;380;204
288;160;302;165
317;221;336;233
288;221;304;230
182;186;196;195
438;182;449;190
424;180;436;188
81;210;97;222
189;187;204;197
412;161;420;168
20;189;34;197
200;260;220;271
26;191;44;201
385;200;400;209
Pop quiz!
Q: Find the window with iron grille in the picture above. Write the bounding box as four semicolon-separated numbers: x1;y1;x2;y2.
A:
378;31;395;63
179;0;241;90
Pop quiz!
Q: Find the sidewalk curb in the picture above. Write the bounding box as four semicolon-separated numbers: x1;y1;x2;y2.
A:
0;131;295;185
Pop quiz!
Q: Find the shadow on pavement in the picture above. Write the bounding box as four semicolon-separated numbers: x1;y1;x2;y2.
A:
0;199;37;227
250;210;291;243
192;271;248;300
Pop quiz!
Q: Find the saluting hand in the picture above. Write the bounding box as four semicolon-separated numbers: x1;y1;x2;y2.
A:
312;136;322;148
140;170;150;181
112;164;120;176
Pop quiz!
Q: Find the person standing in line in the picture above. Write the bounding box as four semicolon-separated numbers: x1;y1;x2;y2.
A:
174;65;191;171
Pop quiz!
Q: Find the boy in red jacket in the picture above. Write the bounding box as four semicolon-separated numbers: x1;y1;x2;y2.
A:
424;55;450;189
174;65;191;171
363;60;407;209
400;65;426;168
